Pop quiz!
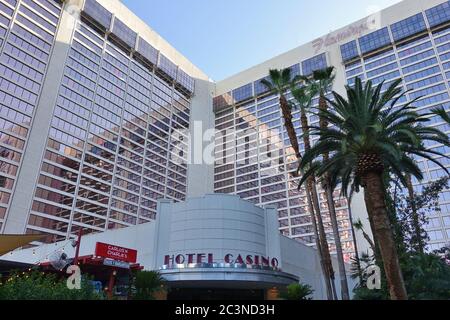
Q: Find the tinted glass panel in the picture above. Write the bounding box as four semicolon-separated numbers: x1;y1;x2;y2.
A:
176;68;195;93
232;83;253;103
254;76;271;96
391;13;427;42
158;54;177;80
358;27;391;54
137;37;158;65
302;53;327;76
426;1;450;28
112;18;137;49
340;40;359;61
289;64;301;77
83;0;112;30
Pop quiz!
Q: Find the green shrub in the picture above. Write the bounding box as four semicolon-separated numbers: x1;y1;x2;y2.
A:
129;270;165;300
280;283;314;300
0;271;104;300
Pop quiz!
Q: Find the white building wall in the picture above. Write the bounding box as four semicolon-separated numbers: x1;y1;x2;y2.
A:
154;194;277;268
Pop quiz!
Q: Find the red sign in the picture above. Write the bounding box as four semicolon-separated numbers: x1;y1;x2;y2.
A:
95;242;137;263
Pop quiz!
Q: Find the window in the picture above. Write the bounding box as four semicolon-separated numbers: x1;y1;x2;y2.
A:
111;18;137;49
358;27;391;54
426;1;450;28
391;13;427;42
289;64;301;77
232;83;253;103
137;38;159;66
83;0;112;30
302;53;327;76
340;40;359;61
254;76;271;96
176;68;195;93
157;54;177;80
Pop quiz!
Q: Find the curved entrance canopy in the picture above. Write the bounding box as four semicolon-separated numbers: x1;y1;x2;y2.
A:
160;266;299;288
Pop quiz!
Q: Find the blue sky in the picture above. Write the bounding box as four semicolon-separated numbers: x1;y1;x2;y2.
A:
122;0;402;81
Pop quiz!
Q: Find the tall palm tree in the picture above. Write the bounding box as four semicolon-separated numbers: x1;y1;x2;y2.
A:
298;78;450;300
310;67;350;300
291;85;335;299
261;69;335;300
261;69;301;159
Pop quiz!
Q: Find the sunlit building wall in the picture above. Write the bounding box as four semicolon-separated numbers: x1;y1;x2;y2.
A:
214;0;450;256
0;0;211;242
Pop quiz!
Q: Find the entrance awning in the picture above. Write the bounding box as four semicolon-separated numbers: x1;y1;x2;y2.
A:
0;235;46;256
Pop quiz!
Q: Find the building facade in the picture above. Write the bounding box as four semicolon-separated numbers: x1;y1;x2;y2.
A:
0;0;449;259
0;0;211;242
214;0;450;254
2;194;349;300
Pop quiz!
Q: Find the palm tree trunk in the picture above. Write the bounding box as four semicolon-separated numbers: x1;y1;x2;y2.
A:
280;94;334;299
308;177;338;299
406;174;424;253
303;178;333;300
362;171;408;300
300;107;335;300
319;95;350;300
279;95;301;159
363;186;383;264
324;183;350;299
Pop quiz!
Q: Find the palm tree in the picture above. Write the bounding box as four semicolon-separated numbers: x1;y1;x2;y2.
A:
130;270;165;300
310;66;350;300
431;106;450;124
298;78;450;300
261;69;335;300
291;85;336;299
261;69;301;159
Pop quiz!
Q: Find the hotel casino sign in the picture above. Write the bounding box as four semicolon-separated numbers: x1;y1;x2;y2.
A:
162;253;280;271
312;21;371;54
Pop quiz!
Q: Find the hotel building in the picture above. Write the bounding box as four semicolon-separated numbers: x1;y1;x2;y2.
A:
0;0;450;267
213;0;450;253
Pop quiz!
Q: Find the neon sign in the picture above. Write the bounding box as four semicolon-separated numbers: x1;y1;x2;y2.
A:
163;253;280;269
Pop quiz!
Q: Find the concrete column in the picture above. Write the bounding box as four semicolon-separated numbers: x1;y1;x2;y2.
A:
264;205;282;268
186;78;215;198
152;199;173;269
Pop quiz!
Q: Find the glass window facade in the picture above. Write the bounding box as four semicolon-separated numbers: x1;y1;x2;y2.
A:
0;0;62;235
214;88;355;260
390;13;427;42
343;17;450;250
358;27;391;54
425;1;450;28
83;0;112;30
0;1;193;241
111;17;137;49
157;54;178;81
301;53;327;76
137;38;158;66
232;83;253;103
340;40;359;62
